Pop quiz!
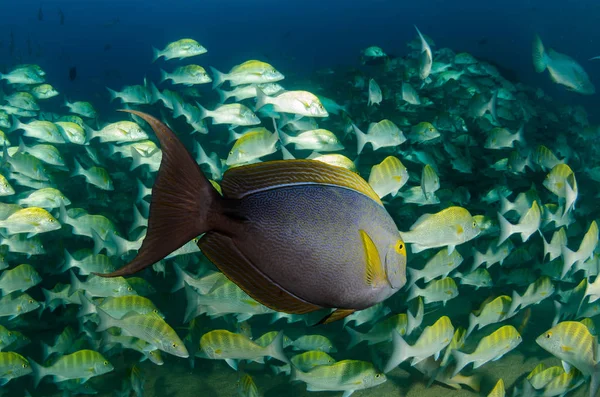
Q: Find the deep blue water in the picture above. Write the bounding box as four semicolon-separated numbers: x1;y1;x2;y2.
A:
3;0;600;118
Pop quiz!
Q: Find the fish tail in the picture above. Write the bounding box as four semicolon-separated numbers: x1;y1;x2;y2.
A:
94;111;237;278
487;90;498;121
159;68;168;83
128;204;147;235
532;34;547;73
172;100;186;119
28;357;45;388
194;101;209;120
61;249;75;273
508;290;522;317
466;313;477;337
40;342;52;360
497;213;513;246
384;330;409;373
77;292;97;318
183;285;202;323
171;263;186;293
151;47;161;63
266;331;290;364
209;66;226;89
9;115;22;133
255;87;269;111
346;326;364;349
68;270;81;296
451;350;470;377
95;306;116;332
560;245;577;278
353;123;368;154
216;88;228;103
407;297;424;335
106;87;119;102
281;145;295;160
148;81;162;105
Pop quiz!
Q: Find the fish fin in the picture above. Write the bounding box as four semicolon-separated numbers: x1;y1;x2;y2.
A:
342;391;355;397
28;357;45;388
220;159;382;206
532;34;547;73
384;330;410;373
106;87;119;102
451;350;470;377
159;69;168;83
265;331;290;364
353;124;368;154
224;359;238;371
198;232;321;315
280;145;295;160
359;230;386;287
209;66;225;89
407;297;424;335
346;326;364;349
317;308;356;325
496;213;513;246
254;87;269;111
409;213;433;230
151;47;161;63
94;111;231;278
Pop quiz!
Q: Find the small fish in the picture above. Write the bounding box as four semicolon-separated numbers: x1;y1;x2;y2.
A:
291;335;336;353
292;359;386;396
0;174;14;196
64;100;96;118
237;373;260;397
278;128;343;152
507;276;554;316
354;119;406;154
0;207;60;237
0;264;41;295
368;156;408;198
72;159;114;191
367;79;382;106
218;82;284;103
152;38;207;61
384;316;454;372
0;352;31;385
414;26;433;80
160;65;212;86
30;83;59;99
421;164;440;199
347;313;408;348
211;60;284;88
561;221;598;277
497;201;541;245
467;295;512;337
536;321;600;396
471;239;513;270
91;121;149;143
409;122;440;143
532;34;595;95
400;206;480;254
400;82;421;105
197;103;261;127
484;127;523;149
407;277;458;305
227;127;279;166
55;121;86;144
408;247;463;286
455;268;492;289
29;350;113;387
199;329;288;370
256;89;328;117
0;65;45;85
452;325;522;376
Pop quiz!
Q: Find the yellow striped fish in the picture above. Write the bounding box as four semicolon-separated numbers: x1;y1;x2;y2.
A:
421;164;440;199
200;329;289;370
95;307;188;358
440;327;467;367
536;321;600;396
384;315;454;372
28;349;113;387
407;277;458;305
527;364;563;389
540;368;584;396
291;335;336;353
0;351;31;385
291;359;386;395
532;145;562;170
346;313;408;348
368;156;408;198
237;373;260;397
452;325;522;376
0;263;41;295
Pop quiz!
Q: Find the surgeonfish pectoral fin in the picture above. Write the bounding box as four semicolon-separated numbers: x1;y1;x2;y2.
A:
94;110;223;278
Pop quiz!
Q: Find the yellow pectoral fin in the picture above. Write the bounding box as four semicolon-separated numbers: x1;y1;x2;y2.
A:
360;230;386;287
560;345;573;353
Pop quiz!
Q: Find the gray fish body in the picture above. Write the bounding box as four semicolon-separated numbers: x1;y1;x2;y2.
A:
234;184;400;309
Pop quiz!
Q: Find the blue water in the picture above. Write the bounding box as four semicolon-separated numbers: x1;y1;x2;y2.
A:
4;0;600;118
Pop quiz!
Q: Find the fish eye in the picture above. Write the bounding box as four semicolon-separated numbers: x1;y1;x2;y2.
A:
472;221;477;228
127;287;133;291
172;343;178;348
28;299;33;304
153;309;159;314
271;69;276;74
22;364;28;368
375;374;381;378
103;361;109;365
428;127;434;132
545;332;551;339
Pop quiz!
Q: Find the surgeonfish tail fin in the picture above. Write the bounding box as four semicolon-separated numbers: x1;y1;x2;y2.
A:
93;110;230;279
532;34;547;73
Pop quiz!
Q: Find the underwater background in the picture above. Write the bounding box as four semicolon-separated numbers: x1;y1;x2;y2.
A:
1;0;600;396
